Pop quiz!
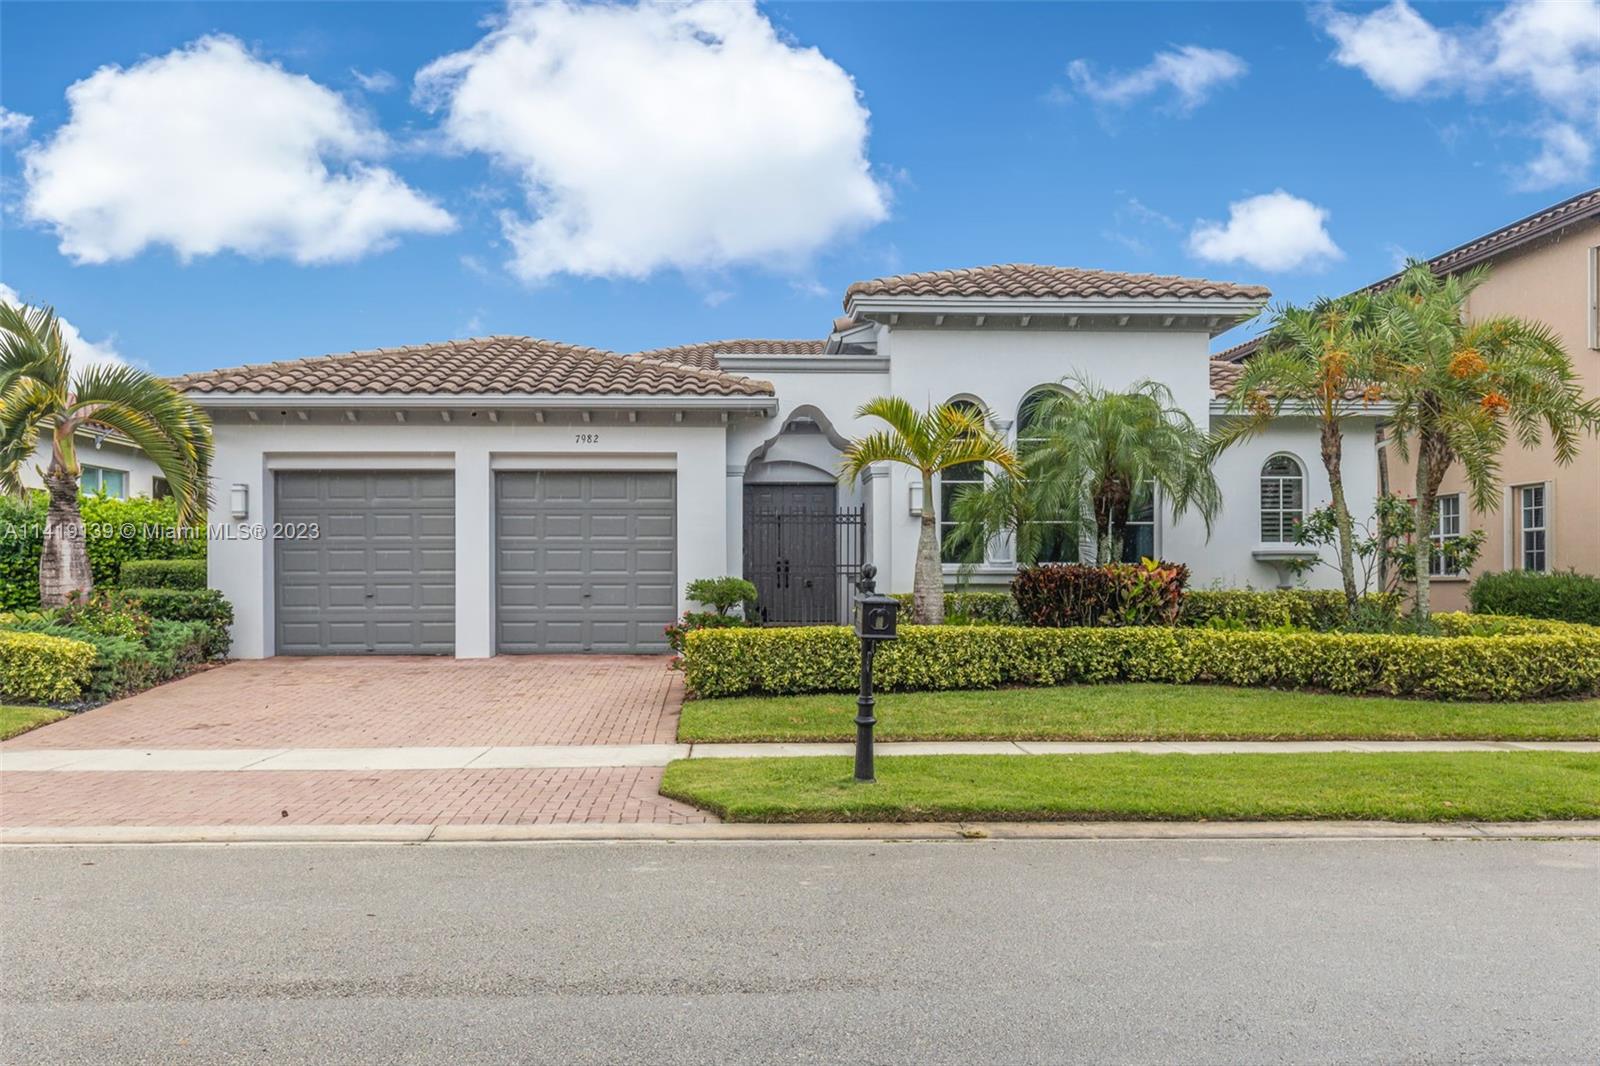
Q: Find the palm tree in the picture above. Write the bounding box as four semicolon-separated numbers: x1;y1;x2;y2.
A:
1373;261;1600;621
0;300;213;606
952;375;1221;567
839;397;1020;624
1207;294;1380;613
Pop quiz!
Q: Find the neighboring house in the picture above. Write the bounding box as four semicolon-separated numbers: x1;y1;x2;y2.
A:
17;426;170;500
176;263;1388;659
1219;187;1600;611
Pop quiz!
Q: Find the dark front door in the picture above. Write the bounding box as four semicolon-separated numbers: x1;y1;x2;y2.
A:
744;484;840;625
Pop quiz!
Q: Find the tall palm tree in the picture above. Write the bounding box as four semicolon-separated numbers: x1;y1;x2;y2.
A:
952;375;1221;567
839;397;1020;624
0;301;213;606
1207;294;1380;613
1373;261;1600;621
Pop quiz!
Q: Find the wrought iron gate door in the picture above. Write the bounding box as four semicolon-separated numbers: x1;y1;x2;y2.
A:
743;484;865;625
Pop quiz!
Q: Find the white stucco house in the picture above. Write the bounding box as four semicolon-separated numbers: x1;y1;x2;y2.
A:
174;264;1387;658
19;429;169;501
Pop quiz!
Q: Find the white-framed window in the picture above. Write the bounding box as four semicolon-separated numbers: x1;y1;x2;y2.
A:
938;399;987;564
81;465;128;498
1517;484;1547;572
1259;454;1305;544
1016;387;1076;563
1429;494;1463;576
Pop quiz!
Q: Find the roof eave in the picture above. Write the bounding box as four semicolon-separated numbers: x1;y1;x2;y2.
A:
184;392;777;410
846;294;1267;333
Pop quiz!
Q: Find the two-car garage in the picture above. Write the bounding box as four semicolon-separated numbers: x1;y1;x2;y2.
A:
273;470;676;656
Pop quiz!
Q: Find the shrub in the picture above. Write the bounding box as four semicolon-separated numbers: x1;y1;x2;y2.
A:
117;559;207;590
0;492;205;609
116;588;232;658
665;610;756;654
1469;570;1600;626
1011;561;1189;628
4;614;212;701
685;577;760;617
0;629;97;703
891;591;1019;625
55;589;153;642
681;622;1600;701
1178;589;1401;632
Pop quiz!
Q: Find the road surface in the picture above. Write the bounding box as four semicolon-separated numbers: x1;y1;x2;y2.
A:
3;838;1596;1064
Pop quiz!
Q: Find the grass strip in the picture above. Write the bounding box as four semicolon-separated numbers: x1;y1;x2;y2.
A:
659;752;1600;823
0;705;67;741
679;684;1600;743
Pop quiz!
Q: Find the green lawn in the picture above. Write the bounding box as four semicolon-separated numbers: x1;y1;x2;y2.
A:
660;752;1600;823
678;684;1600;743
0;705;66;741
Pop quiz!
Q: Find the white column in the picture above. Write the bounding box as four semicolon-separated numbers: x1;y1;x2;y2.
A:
726;463;745;578
453;443;494;658
866;463;896;589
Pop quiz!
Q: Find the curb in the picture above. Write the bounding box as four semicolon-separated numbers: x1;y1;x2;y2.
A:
4;820;1598;846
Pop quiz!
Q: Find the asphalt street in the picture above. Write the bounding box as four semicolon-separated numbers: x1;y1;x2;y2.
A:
2;838;1596;1064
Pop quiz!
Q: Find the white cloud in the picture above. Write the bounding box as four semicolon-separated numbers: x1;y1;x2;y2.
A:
1515;124;1594;190
414;0;887;282
0;283;132;376
1187;190;1344;272
22;35;454;265
1315;1;1600;188
0;107;31;143
1066;45;1247;113
351;68;398;93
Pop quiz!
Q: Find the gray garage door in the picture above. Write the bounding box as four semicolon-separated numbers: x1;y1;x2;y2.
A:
274;471;455;655
496;471;676;653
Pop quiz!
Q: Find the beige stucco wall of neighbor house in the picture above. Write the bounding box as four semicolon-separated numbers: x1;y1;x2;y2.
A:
1385;218;1600;611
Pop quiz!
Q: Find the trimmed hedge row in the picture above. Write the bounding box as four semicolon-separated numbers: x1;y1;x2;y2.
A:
4;616;212;701
681;614;1600;701
0;629;97;703
891;591;1020;624
118;559;207;590
117;588;233;657
1469;570;1600;626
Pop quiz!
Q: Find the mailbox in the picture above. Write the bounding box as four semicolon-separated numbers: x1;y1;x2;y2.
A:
852;564;900;642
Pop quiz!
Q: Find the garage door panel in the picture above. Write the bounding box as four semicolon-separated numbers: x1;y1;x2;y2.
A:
496;471;674;654
275;471;455;655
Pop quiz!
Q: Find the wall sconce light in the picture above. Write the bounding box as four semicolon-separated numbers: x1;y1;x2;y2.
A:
230;483;249;519
907;481;924;516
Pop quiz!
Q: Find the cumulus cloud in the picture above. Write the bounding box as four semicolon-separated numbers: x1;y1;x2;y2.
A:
0;107;31;143
22;35;454;265
414;0;887;282
1315;0;1600;188
1187;191;1344;273
1066;45;1247;113
0;283;132;375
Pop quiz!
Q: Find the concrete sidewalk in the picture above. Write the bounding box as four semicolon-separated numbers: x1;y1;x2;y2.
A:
3;738;1597;773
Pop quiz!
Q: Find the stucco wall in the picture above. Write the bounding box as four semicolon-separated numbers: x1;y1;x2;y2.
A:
1384;218;1600;609
18;436;167;499
207;412;737;659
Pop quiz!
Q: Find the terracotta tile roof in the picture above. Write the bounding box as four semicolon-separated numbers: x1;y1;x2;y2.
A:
844;264;1271;306
631;339;826;372
1215;186;1600;364
1209;357;1376;403
172;336;773;398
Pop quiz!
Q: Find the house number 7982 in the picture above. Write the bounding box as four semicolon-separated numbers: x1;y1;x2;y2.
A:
574;432;600;444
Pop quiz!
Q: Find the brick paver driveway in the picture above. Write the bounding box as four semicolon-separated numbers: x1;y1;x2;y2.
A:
2;655;684;750
0;656;711;828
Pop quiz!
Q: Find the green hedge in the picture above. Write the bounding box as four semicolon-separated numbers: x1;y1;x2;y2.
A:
891;591;1020;624
0;629;97;703
1469;570;1600;626
117;559;207;590
891;588;1397;632
681;614;1600;701
0;492;205;609
117;588;232;657
4;616;211;701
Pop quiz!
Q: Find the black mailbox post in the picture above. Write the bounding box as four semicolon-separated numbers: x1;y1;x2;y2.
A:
852;564;899;783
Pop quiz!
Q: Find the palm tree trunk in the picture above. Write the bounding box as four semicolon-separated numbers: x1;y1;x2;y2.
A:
1411;448;1433;623
40;469;93;606
1321;420;1359;612
912;472;944;624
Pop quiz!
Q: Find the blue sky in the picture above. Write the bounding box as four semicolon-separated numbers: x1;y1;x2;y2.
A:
2;1;1597;376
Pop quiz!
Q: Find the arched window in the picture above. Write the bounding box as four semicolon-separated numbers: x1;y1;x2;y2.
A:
1016;387;1076;563
1260;454;1306;544
938;399;987;563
